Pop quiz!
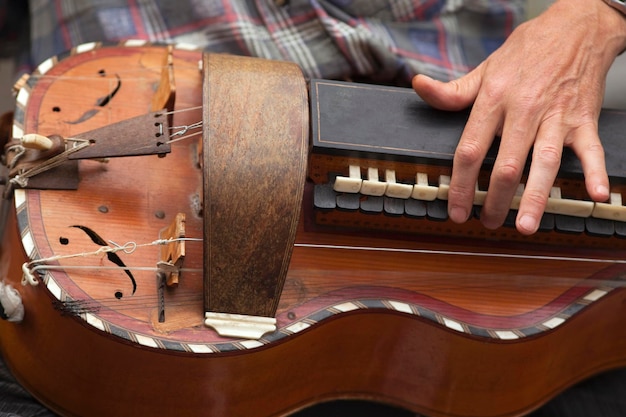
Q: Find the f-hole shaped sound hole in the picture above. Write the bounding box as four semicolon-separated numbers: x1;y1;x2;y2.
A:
96;72;121;107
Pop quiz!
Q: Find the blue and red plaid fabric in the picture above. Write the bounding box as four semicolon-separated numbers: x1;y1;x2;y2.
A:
26;0;525;85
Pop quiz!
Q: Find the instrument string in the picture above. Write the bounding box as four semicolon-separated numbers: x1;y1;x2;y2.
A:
167;130;202;144
24;238;626;287
164;108;203;144
55;290;204;314
9;140;92;188
164;106;202;116
292;243;626;265
20;235;626;316
27;237;203;268
167;125;202;144
22;238;202;286
56;112;203;149
24;66;209;151
28;239;626;271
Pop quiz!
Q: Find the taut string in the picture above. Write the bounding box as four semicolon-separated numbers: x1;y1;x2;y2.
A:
21;237;202;286
9;140;91;188
292;243;626;265
21;238;626;286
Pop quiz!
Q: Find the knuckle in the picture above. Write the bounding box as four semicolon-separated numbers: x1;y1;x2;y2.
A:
481;82;504;102
584;141;605;155
522;188;549;209
534;144;562;166
454;140;484;166
493;160;523;186
517;95;543;114
447;184;474;202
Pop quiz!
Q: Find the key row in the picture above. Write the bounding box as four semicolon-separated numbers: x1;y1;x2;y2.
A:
331;166;626;222
314;180;626;238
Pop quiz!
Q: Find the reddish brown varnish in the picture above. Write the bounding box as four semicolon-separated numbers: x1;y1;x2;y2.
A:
0;45;625;417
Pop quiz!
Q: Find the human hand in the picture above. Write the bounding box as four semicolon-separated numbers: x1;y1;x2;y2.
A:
412;0;626;235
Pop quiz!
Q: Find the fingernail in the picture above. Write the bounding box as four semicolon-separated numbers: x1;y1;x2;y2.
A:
595;184;610;199
449;207;468;223
518;214;537;234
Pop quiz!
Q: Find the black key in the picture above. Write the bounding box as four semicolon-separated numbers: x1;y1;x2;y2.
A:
585;217;615;237
336;193;360;210
615;221;626;238
538;213;555;232
384;197;404;216
405;199;427;218
426;199;448;221
313;183;337;210
503;210;517;228
472;206;481;220
554;215;585;234
472;207;554;232
360;195;384;213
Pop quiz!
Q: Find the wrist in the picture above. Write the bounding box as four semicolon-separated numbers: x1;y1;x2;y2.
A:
549;0;626;58
600;0;626;54
603;0;626;18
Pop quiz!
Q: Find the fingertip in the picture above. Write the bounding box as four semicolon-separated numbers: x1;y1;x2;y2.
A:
516;213;539;235
411;73;434;89
583;165;610;204
480;213;505;230
413;70;482;112
412;74;462;110
448;206;469;224
412;74;442;103
569;126;609;203
593;183;610;202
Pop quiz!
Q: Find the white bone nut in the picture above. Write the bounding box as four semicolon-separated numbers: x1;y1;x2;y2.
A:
21;134;54;150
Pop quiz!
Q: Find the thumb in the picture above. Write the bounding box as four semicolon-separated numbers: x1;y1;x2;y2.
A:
412;66;483;111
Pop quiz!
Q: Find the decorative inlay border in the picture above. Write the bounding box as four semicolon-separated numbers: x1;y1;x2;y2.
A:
11;41;625;353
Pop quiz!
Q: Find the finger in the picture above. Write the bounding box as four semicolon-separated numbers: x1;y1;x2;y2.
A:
448;98;503;224
412;65;483;111
568;124;610;202
515;122;564;235
480;113;537;230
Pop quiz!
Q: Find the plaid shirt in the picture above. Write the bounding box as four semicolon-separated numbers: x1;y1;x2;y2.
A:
26;0;525;85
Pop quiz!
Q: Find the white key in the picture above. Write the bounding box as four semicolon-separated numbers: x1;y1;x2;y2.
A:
361;167;387;196
385;170;413;199
545;187;594;217
473;183;487;206
437;175;450;200
333;165;362;193
592;192;626;221
411;172;439;201
510;184;525;210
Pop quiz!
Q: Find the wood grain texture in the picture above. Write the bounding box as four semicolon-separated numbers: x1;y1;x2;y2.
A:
202;53;308;317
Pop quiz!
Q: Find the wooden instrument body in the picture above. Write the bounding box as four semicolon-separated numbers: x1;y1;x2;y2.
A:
1;44;626;417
